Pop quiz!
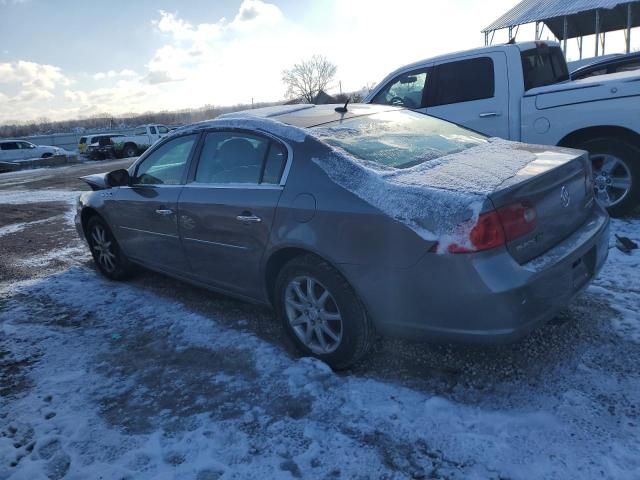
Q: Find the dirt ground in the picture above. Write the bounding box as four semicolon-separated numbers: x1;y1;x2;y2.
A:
1;161;639;479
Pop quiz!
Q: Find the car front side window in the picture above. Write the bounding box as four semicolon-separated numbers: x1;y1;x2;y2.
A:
371;69;429;109
133;134;197;185
193;131;278;185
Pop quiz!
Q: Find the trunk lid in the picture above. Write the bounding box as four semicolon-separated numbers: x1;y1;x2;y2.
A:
489;145;594;264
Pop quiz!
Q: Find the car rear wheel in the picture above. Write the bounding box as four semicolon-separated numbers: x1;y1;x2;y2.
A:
86;216;133;281
123;144;138;158
573;138;639;217
275;254;374;370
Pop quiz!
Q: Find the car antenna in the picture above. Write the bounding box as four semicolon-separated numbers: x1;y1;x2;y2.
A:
335;97;350;113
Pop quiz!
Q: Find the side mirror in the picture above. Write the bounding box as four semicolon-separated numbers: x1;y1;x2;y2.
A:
106;169;130;187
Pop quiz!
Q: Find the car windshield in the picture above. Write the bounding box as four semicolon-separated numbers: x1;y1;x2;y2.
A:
312;110;486;169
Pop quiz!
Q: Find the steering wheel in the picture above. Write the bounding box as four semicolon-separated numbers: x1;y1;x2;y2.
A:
390;96;417;108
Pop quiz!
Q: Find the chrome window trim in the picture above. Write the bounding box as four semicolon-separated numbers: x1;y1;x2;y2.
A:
184;183;283;190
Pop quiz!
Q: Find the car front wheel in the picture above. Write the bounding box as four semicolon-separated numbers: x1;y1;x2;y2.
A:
86;216;133;280
275;255;374;370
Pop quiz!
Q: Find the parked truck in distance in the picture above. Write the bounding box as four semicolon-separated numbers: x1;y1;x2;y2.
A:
112;124;170;158
366;41;640;216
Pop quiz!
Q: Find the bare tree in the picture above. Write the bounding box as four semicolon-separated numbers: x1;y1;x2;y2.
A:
282;55;337;104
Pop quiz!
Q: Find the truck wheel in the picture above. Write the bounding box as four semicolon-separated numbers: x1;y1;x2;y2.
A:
275;254;375;370
573;138;639;217
123;144;138;158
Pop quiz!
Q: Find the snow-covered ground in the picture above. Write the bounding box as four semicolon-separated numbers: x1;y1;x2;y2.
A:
0;187;639;479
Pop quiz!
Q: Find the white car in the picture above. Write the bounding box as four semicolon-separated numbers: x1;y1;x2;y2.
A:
0;140;64;162
366;41;640;216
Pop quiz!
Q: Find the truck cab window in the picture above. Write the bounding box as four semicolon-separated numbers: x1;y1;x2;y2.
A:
521;46;569;90
371;70;428;108
430;57;495;106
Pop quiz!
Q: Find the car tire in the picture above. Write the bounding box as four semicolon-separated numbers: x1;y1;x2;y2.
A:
572;137;640;217
86;216;134;281
275;254;375;370
41;153;53;158
123;144;138;158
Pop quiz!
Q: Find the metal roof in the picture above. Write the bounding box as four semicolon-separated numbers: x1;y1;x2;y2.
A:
483;0;640;39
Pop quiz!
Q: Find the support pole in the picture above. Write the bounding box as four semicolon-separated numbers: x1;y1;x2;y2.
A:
508;26;513;41
578;36;583;59
626;3;632;54
563;16;568;55
602;31;606;55
595;9;600;56
535;21;540;40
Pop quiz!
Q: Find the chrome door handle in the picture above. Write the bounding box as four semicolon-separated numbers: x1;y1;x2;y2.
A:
479;111;500;118
236;214;262;223
155;208;173;216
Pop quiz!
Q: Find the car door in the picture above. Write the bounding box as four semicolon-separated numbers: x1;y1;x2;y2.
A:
108;133;199;273
19;142;40;158
0;142;21;161
426;53;510;138
178;130;289;299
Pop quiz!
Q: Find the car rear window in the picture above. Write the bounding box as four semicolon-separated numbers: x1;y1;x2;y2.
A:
521;45;569;90
312;110;486;169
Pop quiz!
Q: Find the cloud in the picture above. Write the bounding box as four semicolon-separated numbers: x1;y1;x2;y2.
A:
144;70;179;85
93;69;137;80
231;0;283;27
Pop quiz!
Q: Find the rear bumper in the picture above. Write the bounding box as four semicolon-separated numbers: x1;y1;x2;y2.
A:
342;206;610;343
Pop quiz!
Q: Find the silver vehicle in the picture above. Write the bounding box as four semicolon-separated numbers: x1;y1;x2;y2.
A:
75;104;610;369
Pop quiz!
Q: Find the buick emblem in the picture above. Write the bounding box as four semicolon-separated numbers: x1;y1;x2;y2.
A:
560;185;571;208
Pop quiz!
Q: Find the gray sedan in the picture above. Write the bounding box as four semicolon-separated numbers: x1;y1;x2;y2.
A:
75;104;610;369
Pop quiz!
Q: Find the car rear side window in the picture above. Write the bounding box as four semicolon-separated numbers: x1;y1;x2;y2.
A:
430;57;494;106
194;131;286;185
149;126;157;134
79;137;87;144
262;142;287;184
0;142;19;150
371;69;429;109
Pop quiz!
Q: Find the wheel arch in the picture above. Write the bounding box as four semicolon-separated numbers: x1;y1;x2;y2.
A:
80;206;103;237
263;247;349;306
558;126;640;150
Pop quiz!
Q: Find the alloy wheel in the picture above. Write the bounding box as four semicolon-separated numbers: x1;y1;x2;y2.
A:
284;275;343;354
591;153;632;208
90;224;117;273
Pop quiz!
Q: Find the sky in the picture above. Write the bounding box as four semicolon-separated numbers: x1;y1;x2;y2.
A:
0;0;634;124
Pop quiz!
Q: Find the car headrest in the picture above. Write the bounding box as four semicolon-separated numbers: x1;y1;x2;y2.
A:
217;138;257;169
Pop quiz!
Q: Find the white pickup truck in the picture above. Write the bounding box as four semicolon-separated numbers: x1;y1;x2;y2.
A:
365;41;640;216
112;124;170;158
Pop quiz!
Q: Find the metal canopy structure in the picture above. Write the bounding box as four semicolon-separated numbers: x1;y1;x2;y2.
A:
483;0;640;58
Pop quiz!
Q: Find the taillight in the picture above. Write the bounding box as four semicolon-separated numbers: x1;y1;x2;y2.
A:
497;202;537;240
447;202;537;254
448;211;505;253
